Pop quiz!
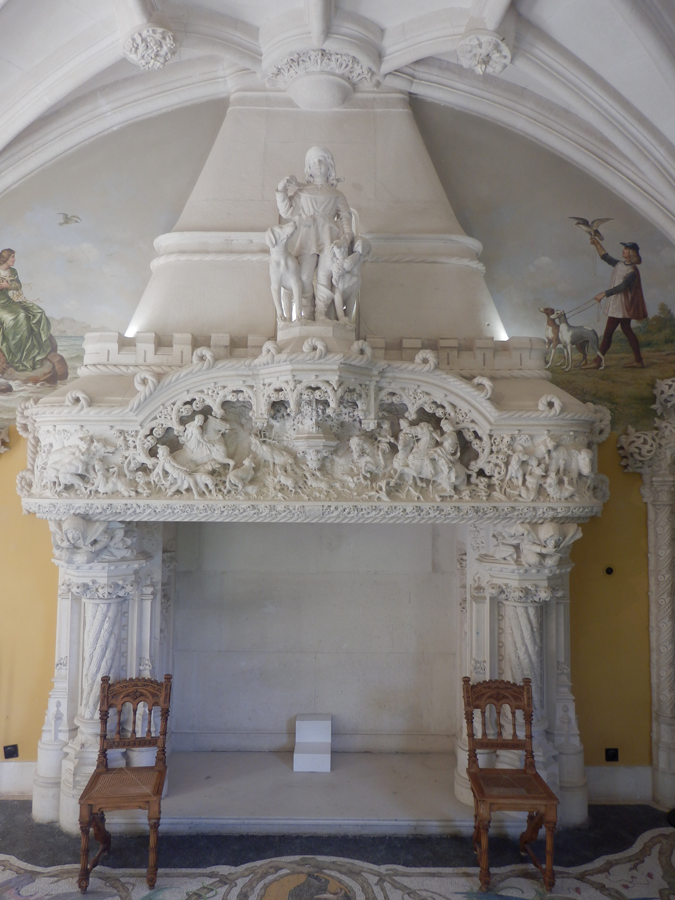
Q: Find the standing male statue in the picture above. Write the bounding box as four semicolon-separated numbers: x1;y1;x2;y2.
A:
275;146;354;321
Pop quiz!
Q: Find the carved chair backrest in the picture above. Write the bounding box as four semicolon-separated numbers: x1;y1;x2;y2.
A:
96;675;172;772
462;676;536;774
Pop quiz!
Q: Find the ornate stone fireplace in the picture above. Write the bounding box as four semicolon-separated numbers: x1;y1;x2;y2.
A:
16;43;611;833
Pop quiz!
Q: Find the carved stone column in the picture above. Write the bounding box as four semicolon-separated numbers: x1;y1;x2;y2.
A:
455;521;587;825
31;577;78;822
31;517;166;831
618;376;675;808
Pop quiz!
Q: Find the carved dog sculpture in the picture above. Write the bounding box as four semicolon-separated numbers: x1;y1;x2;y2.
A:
552;309;604;371
265;221;302;321
330;236;371;323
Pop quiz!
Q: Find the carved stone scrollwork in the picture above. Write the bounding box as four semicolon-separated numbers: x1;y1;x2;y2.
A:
123;26;177;70
457;30;511;76
617;427;659;472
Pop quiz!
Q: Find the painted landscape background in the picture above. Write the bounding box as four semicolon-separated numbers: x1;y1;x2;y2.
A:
0;97;672;433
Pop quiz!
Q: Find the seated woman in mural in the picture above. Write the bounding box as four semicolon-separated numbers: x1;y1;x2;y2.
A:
275;146;354;321
0;248;65;382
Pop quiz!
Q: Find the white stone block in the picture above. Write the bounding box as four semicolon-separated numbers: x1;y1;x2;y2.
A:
294;715;331;772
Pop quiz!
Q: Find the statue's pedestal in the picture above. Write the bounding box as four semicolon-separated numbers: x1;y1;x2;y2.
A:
276;320;356;353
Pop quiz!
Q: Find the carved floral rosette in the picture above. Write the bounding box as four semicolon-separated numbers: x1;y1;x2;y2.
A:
18;351;609;523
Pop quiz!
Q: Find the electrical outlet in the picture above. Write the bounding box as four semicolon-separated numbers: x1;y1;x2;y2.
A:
605;747;619;762
3;744;18;759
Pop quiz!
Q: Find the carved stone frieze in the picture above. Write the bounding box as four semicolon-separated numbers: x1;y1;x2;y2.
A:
19;361;609;524
61;578;136;600
488;582;556;604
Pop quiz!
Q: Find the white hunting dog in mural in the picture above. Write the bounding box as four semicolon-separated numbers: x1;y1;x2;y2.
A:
539;306;592;369
552;309;604;371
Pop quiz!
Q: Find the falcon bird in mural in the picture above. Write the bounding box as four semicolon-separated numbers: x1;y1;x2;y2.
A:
58;213;82;225
568;217;613;240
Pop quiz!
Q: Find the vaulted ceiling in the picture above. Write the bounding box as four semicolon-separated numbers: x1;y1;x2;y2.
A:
2;0;674;242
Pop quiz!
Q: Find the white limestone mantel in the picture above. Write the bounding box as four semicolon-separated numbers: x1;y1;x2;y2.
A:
17;346;609;831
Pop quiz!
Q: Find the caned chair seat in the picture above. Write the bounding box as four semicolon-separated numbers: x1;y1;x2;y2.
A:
462;676;558;892
78;675;172;894
81;766;165;805
468;768;557;802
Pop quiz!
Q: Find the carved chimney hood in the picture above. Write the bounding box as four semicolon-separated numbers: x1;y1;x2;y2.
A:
15;77;609;524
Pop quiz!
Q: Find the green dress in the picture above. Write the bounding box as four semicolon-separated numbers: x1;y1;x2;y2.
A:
0;267;53;372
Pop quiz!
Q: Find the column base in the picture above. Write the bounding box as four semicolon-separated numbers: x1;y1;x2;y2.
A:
32;738;68;823
32;774;62;823
557;744;588;825
653;767;675;808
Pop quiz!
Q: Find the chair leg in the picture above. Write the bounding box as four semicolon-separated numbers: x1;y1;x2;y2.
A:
147;817;160;888
78;811;92;894
519;811;543;856
544;822;555;891
89;812;112;870
477;817;491;889
472;813;481;858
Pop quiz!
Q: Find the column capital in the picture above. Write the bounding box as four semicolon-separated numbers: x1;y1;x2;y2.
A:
50;516;138;565
478;521;581;577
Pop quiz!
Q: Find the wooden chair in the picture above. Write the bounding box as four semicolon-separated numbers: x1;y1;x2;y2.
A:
78;674;172;893
462;676;558;891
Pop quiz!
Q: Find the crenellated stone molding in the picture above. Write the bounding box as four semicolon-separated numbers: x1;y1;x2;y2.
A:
77;330;548;377
618;376;675;809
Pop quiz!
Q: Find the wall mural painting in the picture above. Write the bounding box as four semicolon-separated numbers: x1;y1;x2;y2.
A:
0;102;673;437
0;244;85;425
0;219;672;437
542;218;674;434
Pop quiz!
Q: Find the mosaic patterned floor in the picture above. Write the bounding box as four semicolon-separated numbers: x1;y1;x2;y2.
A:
1;827;674;900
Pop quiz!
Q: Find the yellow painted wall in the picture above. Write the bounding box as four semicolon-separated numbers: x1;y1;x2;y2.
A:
0;430;651;767
569;434;651;766
0;428;58;760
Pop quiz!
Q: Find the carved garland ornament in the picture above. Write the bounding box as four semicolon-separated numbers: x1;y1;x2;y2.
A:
267;50;378;87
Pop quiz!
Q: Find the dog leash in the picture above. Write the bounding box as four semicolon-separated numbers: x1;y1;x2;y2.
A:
564;297;598;318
